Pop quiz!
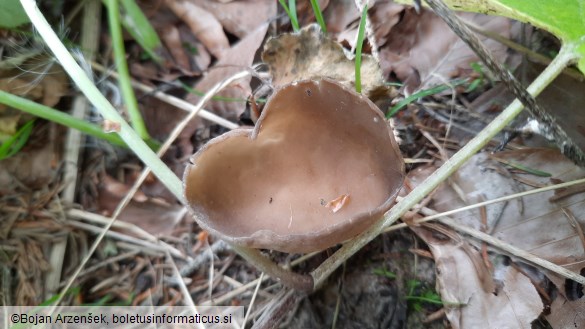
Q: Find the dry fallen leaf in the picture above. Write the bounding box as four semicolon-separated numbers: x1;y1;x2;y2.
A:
0;133;56;191
179;23;270;155
325;194;350;213
379;8;515;94
414;226;543;329
323;0;360;34
97;175;184;236
191;0;276;39
546;294;585;329
187;23;269;119
334;1;405;50
295;0;330;27
165;0;229;59
0;62;68;108
0;62;66;189
159;25;191;71
418;148;585;326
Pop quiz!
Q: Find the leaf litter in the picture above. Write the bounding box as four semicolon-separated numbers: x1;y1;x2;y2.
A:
3;0;583;327
407;148;585;327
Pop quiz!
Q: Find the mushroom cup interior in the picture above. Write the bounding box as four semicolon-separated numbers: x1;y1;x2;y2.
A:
184;79;404;253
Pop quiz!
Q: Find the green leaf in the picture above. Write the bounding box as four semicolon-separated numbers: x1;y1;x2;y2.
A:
372;267;397;279
309;0;327;33
387;79;466;118
279;0;300;32
483;1;585;44
355;4;368;93
0;119;34;160
118;0;163;63
475;0;585;75
0;0;30;28
400;0;585;75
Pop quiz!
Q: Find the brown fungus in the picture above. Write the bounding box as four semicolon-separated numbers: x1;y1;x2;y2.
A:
184;79;404;253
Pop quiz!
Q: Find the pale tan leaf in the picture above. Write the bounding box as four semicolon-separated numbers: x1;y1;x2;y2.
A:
165;0;229;59
546;294;585;329
185;23;268;119
420;148;585;327
191;0;276;38
323;0;360;34
379;9;513;94
159;25;191;70
415;227;542;329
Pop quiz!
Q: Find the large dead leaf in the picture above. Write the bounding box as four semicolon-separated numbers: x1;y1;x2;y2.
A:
489;149;585;275
421;149;585;268
187;23;268;119
421;148;585;326
0;61;68;112
379;8;514;94
414;226;543;329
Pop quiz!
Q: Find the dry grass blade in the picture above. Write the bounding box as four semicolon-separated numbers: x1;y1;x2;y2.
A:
165;251;204;329
91;62;239;130
67;209;158;242
243;272;264;328
200;276;269;306
67;220;183;258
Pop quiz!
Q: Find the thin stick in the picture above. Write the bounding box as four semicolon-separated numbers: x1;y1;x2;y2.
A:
67;208;158;242
200;276;269;306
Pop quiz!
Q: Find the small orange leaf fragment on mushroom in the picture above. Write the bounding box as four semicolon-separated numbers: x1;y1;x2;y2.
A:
103;120;121;133
197;230;209;242
325;194;350;213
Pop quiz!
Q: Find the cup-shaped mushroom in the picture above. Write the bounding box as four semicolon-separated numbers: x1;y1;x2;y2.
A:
184;78;404;253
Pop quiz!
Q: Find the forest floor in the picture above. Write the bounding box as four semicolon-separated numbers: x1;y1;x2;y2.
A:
1;0;585;328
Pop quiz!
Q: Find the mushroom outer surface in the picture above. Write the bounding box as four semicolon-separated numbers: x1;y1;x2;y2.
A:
184;78;404;253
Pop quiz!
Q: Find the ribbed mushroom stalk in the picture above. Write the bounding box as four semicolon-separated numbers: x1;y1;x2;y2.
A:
184;78;404;253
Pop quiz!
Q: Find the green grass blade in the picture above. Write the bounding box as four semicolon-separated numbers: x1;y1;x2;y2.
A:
0;90;128;148
288;0;299;31
278;0;299;32
386;80;466;118
0;119;34;159
105;0;151;142
355;4;368;93
309;0;327;33
490;156;552;177
119;0;163;63
20;0;182;201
